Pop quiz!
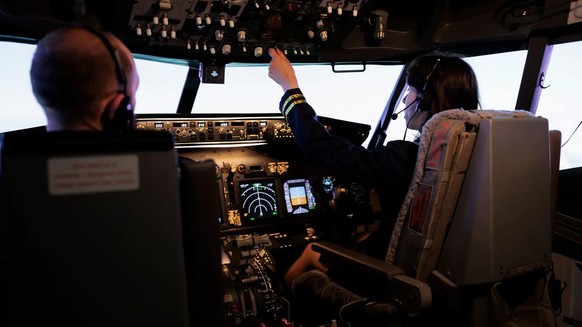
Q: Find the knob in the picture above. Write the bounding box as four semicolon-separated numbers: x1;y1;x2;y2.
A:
254;46;263;57
215;30;224;41
222;44;232;55
237;30;246;42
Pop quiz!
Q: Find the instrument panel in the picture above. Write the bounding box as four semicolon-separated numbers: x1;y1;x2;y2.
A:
137;114;328;235
136;113;371;326
135;113;369;148
135;113;369;233
135;113;295;147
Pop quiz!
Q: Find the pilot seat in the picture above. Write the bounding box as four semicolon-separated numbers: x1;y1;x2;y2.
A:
288;109;558;326
0;130;222;327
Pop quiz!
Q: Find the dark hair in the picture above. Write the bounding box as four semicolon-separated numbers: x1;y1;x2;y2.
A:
405;51;480;117
30;27;124;118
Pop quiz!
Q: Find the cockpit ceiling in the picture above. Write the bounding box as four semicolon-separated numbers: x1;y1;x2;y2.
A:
0;0;579;64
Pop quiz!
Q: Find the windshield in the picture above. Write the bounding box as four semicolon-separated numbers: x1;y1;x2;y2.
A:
1;39;581;168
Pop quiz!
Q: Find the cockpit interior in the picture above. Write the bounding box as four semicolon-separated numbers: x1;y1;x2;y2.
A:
1;0;582;326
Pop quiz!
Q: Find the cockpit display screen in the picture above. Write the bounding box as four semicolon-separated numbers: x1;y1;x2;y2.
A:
283;178;317;215
238;178;279;222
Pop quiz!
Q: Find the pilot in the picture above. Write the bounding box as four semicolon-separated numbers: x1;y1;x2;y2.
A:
267;47;480;288
30;26;139;132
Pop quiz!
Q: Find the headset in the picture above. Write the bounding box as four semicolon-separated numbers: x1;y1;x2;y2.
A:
391;58;441;120
83;26;134;132
415;58;440;112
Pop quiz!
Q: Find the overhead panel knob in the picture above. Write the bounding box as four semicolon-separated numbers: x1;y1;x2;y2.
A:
222;44;232;55
215;30;224;41
237;30;246;42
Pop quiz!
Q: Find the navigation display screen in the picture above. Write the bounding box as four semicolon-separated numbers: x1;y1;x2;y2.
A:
238;178;279;222
283;178;317;215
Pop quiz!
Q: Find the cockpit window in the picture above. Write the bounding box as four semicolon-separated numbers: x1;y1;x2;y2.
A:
0;40;44;132
1;39;581;169
192;63;402;147
133;59;189;115
536;40;582;170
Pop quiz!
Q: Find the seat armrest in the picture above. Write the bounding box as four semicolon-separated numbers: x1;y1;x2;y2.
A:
312;241;432;315
312;241;405;280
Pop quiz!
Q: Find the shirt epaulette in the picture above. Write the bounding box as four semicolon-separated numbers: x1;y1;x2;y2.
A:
280;88;306;120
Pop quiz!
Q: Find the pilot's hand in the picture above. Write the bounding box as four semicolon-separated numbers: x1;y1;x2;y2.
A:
268;48;300;92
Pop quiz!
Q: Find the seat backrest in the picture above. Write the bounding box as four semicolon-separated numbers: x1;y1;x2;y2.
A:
549;129;561;217
386;109;482;282
0;130;190;327
387;109;552;286
436;111;552;285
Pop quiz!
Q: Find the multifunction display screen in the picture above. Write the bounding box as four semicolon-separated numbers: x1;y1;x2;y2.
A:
283;178;317;215
238;179;279;222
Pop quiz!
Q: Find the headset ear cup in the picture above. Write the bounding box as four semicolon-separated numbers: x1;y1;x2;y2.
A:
416;94;423;111
101;95;133;131
112;95;133;130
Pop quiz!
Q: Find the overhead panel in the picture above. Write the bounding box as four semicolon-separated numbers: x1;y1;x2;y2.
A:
125;0;368;63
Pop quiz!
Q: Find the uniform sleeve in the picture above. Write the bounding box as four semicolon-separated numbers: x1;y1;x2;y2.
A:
279;88;418;193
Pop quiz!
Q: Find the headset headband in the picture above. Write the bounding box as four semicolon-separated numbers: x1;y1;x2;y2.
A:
83;26;127;94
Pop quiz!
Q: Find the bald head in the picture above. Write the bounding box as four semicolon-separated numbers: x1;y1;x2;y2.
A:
30;26;138;131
